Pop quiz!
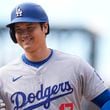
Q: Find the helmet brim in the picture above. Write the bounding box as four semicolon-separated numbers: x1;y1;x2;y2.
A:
6;17;49;27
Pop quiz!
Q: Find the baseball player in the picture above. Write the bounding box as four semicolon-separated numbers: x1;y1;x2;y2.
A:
0;2;110;110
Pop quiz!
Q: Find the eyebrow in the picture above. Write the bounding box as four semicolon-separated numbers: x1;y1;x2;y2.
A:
15;23;36;28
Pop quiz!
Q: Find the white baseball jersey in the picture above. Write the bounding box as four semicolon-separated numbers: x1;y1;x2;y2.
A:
0;50;107;110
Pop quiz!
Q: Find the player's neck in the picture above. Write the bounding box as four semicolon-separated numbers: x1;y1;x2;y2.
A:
24;48;51;62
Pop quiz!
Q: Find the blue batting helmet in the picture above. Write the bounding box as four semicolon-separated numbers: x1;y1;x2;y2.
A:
6;2;49;43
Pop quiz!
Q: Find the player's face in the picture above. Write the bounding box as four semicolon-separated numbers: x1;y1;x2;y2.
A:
14;22;48;53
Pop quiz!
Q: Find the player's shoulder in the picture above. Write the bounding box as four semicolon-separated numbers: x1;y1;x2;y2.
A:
53;49;92;69
53;49;83;62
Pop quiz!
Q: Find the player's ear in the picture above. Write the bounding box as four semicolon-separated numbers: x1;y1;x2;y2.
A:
43;22;48;34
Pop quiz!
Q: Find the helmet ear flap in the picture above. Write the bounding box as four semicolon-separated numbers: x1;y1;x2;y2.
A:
9;27;17;43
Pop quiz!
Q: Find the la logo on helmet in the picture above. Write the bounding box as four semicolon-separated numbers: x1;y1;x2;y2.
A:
16;7;23;17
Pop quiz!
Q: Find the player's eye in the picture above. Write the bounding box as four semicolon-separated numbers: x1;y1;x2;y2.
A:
15;29;23;35
15;26;36;35
27;27;35;32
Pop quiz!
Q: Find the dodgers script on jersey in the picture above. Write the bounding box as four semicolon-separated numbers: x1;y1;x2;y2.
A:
0;50;107;110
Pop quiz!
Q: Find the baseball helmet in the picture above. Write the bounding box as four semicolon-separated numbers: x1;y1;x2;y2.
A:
6;2;49;43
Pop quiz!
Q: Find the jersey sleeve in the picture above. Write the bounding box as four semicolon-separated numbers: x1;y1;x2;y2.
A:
78;58;108;101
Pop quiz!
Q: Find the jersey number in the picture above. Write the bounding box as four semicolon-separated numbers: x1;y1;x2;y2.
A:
59;103;74;110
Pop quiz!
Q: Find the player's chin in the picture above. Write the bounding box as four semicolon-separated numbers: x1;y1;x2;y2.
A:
21;41;33;49
23;46;33;52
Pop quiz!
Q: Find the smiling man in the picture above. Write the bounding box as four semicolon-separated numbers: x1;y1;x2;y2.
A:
0;2;110;110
